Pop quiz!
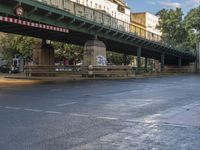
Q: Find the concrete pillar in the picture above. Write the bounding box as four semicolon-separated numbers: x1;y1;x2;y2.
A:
123;54;127;65
32;40;54;66
178;57;182;68
160;53;165;71
83;39;106;66
145;57;148;71
137;47;141;70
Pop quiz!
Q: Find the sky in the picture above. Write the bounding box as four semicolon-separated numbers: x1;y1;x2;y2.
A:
125;0;200;15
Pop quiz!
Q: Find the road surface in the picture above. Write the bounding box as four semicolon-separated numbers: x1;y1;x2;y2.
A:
0;75;200;150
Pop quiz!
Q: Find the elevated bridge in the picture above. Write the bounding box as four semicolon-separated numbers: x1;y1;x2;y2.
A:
0;0;196;69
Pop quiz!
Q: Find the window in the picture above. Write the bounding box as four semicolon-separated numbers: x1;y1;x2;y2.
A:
86;0;88;6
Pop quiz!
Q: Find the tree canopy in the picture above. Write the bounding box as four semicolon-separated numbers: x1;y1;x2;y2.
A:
156;6;200;52
0;34;40;62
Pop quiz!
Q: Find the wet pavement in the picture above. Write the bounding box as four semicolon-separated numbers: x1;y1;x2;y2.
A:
0;74;200;150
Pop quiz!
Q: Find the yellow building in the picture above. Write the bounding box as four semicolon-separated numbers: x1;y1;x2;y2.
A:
130;12;161;41
130;13;146;38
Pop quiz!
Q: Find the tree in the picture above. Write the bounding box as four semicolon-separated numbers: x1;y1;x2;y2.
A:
156;8;188;48
185;6;200;34
53;42;83;65
0;34;40;62
107;51;134;65
184;6;200;51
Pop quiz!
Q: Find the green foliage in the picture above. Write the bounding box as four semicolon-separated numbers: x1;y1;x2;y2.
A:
156;6;200;52
107;51;134;65
53;42;83;63
185;6;200;34
0;34;40;62
156;8;187;46
184;6;200;48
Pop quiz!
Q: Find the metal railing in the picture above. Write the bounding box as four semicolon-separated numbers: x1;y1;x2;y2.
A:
37;0;161;42
24;65;134;77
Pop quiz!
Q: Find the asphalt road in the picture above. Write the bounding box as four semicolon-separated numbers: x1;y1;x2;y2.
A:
0;75;200;150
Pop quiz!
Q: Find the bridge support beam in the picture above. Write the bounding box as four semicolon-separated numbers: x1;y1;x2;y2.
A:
31;40;55;76
137;47;141;70
160;53;165;72
32;40;54;66
178;57;182;68
145;58;148;71
83;39;107;66
123;54;127;65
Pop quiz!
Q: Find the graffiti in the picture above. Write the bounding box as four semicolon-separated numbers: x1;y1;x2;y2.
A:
96;55;106;66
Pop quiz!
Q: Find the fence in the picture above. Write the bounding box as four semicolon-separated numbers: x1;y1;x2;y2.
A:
24;65;134;78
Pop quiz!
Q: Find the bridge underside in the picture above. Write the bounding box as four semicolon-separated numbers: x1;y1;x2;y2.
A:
0;0;196;66
0;20;190;66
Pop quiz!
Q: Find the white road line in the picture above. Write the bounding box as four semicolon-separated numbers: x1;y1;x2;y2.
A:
70;113;89;117
126;119;140;122
5;106;20;110
125;120;190;128
24;109;42;112
96;116;119;120
45;111;62;115
56;102;77;107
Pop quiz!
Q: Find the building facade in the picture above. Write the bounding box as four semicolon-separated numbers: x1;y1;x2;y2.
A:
71;0;130;24
130;12;161;41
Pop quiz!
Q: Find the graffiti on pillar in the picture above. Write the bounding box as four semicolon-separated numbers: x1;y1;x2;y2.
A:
96;55;106;66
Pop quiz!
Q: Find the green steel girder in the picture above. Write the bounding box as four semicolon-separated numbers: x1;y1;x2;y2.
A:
125;36;131;41
131;39;142;45
141;40;149;45
44;11;52;17
27;7;38;16
105;29;111;35
57;15;65;21
146;42;156;47
78;22;86;28
112;32;118;37
87;24;95;31
119;34;125;39
151;44;160;49
97;27;104;33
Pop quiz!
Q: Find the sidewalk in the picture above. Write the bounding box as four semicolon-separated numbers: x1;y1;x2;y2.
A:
1;72;194;83
0;73;41;84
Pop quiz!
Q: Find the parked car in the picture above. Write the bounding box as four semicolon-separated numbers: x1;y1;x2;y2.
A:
0;65;10;73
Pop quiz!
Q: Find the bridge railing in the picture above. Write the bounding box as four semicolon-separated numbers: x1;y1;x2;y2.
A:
24;65;134;78
37;0;161;42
